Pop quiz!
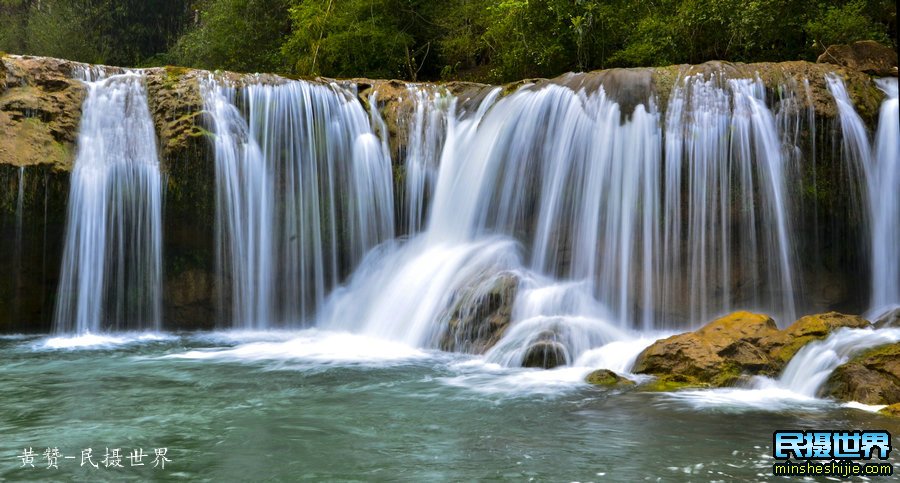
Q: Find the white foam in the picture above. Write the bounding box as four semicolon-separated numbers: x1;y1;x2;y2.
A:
439;337;659;396
168;329;427;365
842;401;888;413
37;331;175;350
663;383;826;411
440;361;592;396
573;335;666;374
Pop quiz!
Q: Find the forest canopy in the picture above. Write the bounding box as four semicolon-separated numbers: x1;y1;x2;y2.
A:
1;0;896;82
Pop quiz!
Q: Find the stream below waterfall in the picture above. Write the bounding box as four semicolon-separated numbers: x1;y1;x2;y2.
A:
2;331;899;481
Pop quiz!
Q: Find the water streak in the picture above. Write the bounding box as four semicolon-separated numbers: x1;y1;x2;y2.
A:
53;73;164;333
201;77;395;329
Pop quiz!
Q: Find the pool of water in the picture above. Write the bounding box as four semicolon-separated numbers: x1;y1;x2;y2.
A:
2;331;898;481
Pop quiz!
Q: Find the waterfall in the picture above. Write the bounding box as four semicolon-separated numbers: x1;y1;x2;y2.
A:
662;75;798;326
870;78;899;312
13;167;25;319
776;327;900;397
201;77;395;329
400;87;452;236
53;73;164;333
35;62;897;362
321;73;811;364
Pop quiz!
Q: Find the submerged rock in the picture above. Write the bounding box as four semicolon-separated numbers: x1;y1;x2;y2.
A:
521;337;567;369
440;272;518;354
585;369;635;387
817;40;898;77
632;311;871;388
873;307;900;329
822;343;900;405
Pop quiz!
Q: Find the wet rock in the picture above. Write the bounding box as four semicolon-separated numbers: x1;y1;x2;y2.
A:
586;369;635;387
441;272;518;354
632;311;871;388
817;41;898;77
873;307;900;329
632;311;779;387
822;343;900;405
0;55;86;169
522;337;567;369
879;403;900;418
765;312;871;365
165;269;215;330
143;66;206;161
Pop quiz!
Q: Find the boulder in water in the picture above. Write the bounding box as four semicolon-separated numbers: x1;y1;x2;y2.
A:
440;272;518;354
817;40;899;77
521;334;567;369
586;369;635;387
767;312;871;364
873;307;900;329
632;311;872;388
632;311;780;387
822;343;900;405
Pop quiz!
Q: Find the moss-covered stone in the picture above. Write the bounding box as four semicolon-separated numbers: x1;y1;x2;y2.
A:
632;311;780;386
822;343;900;405
637;374;709;392
632;311;872;389
0;55;86;169
769;312;871;364
817;40;898;77
586;369;635;387
879;403;900;418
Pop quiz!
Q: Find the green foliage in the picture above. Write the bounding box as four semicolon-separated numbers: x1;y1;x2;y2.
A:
0;0;897;81
805;0;891;48
172;0;291;73
1;0;191;66
282;0;417;79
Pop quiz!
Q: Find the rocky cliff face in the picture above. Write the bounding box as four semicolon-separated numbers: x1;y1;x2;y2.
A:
0;48;895;331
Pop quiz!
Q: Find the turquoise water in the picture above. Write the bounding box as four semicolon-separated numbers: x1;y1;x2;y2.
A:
2;332;898;481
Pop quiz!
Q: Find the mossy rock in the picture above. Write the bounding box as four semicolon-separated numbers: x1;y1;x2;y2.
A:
0;56;86;169
879;403;900;418
817;40;898;77
768;312;871;364
637;374;709;392
586;369;635;387
822;343;900;405
632;311;781;386
632;311;872;390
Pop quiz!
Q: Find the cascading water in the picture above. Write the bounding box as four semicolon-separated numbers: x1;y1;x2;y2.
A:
827;75;900;315
869;78;899;312
53;73;164;333
775;327;900;397
44;61;894;374
399;87;452;236
201;77;395;329
323;72;808;366
12;167;25;319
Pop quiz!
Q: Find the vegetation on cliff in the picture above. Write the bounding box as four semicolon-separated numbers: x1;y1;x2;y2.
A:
1;0;896;83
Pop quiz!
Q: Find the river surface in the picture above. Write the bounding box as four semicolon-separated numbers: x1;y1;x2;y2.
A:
2;331;898;481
